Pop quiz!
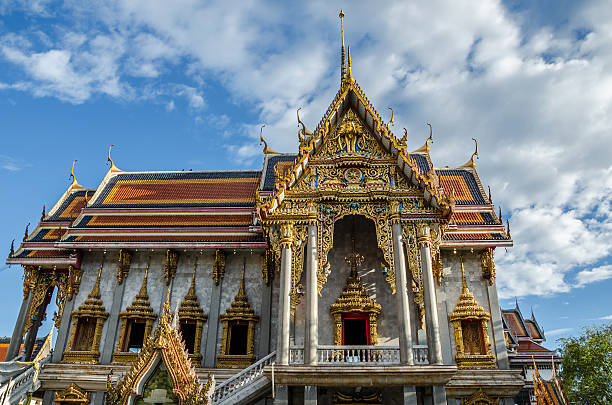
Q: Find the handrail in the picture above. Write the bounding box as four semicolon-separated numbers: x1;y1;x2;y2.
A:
212;351;276;404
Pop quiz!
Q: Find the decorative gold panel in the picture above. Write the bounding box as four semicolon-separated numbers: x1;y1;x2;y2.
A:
480;247;496;285
164;249;178;285
212;249;226;285
63;262;108;364
116;249;131;285
462;388;499;405
54;383;90;405
216;258;259;368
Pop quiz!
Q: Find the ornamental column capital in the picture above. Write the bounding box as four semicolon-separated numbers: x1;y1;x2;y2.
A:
416;223;431;247
307;204;318;225
389;201;401;224
280;223;293;247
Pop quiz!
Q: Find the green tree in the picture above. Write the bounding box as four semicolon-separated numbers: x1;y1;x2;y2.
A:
558;323;612;405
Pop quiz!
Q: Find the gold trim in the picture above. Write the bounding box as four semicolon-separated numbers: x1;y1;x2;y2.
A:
164;249;178;286
449;257;495;369
480;247;495;285
117;249;131;285
63;261;108;364
216;258;259;368
54;383;90;405
178;257;207;364
212;249;226;286
462;388;499;405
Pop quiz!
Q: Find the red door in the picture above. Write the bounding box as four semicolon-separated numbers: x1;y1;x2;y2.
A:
341;312;370;345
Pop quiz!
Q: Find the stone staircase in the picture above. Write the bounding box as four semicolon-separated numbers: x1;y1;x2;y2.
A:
212;352;276;405
0;355;50;405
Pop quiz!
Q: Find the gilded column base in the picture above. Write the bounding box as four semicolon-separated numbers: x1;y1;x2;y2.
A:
456;354;496;369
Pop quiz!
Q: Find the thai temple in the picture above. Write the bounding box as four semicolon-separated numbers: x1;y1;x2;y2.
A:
1;11;569;405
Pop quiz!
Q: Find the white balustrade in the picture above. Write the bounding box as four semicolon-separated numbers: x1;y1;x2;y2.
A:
289;345;430;365
212;351;276;404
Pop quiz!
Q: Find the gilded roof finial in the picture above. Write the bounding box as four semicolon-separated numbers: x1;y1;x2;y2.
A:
41;204;46;220
387;107;394;126
488;186;492;203
161;284;172;322
399;128;408;146
23;223;30;241
346;45;353;83
506;219;511;238
460;256;467;290
339;10;346;85
138;258;150;298
107;145;122;173
413;123;433;153
499;206;503;222
9;239;14;257
460;138;479;169
67;160;85;191
259;125;279;155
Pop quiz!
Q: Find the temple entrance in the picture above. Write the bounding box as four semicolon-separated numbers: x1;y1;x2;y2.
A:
342;312;370;345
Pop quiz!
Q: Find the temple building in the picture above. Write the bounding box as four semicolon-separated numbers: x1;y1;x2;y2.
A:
3;12;533;405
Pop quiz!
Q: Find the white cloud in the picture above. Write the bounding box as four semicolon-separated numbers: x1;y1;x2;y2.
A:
0;155;27;171
547;328;573;337
600;315;612;320
1;0;611;299
575;265;612;287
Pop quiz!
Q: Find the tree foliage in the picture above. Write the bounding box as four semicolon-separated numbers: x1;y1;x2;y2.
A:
558;323;612;404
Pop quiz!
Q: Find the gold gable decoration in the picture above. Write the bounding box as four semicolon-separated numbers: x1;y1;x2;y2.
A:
216;258;259;368
63;262;109;364
178;257;208;363
462;388;499;405
54;383;90;405
107;298;215;405
449;257;495;369
334;391;382;405
114;261;158;364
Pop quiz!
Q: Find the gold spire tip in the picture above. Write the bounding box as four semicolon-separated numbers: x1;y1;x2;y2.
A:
107;144;122;172
460;256;467;290
260;125;279;155
68;160;84;190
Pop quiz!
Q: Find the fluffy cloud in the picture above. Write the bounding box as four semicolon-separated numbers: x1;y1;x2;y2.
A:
1;0;611;298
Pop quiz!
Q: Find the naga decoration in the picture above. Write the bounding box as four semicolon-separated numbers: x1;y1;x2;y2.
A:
116;248;132;285
480;247;496;285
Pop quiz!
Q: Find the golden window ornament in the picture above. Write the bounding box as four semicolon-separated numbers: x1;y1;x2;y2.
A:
330;235;381;346
177;257;207;364
63;262;108;364
54;383;90;405
164;249;178;285
216;258;259;368
449;257;495;369
212;249;226;286
116;249;131;285
480;247;496;285
113;262;157;364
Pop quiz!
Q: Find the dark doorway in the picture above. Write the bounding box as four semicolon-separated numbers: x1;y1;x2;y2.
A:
126;321;146;352
180;322;197;354
342;313;370;345
228;322;248;355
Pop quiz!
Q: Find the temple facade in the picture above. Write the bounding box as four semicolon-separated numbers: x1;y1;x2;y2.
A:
4;13;527;405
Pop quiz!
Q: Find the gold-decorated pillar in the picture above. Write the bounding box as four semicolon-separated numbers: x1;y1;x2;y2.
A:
417;223;443;365
277;223;293;365
305;212;318;365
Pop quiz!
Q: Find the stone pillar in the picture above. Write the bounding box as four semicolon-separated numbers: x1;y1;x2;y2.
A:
277;223;293;366
304;385;317;405
22;286;53;361
257;268;273;358
42;389;54;405
52;296;75;363
487;282;510;369
204;276;223;367
403;385;418;405
432;385;448;405
100;270;126;364
417;224;443;365
305;220;318;365
275;385;289;405
391;218;414;365
6;293;32;361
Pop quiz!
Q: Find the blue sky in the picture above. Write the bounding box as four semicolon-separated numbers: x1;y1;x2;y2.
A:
1;0;611;348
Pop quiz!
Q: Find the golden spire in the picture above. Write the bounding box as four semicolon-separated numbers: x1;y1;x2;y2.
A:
68;159;84;190
460;138;479;169
259;125;279;155
238;257;247;296
188;256;198;296
90;258;104;299
23;223;30;241
9;239;14;257
460;256;467;290
399;128;408;146
388;107;394;126
41;204;46;220
413;123;433;153
138;259;150;299
107;145;122;173
340;10;346;84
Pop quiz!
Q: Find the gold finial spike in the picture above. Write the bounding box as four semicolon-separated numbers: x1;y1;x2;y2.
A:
506;219;511;238
459;256;468;290
460;138;479;169
9;239;14;257
412;123;433;153
339;10;346;84
259;125;279;155
90;259;104;298
139;258;150;297
499;206;503;222
68;160;84;190
239;257;247;295
346;45;353;82
488;186;492;203
23;223;30;241
387;107;394;126
41;204;45;220
107;145;122;173
189;257;198;295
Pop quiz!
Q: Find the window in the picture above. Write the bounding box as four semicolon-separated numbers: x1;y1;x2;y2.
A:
125;320;146;353
461;320;484;355
72;317;96;351
180;322;197;354
342;313;370;345
228;322;249;355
